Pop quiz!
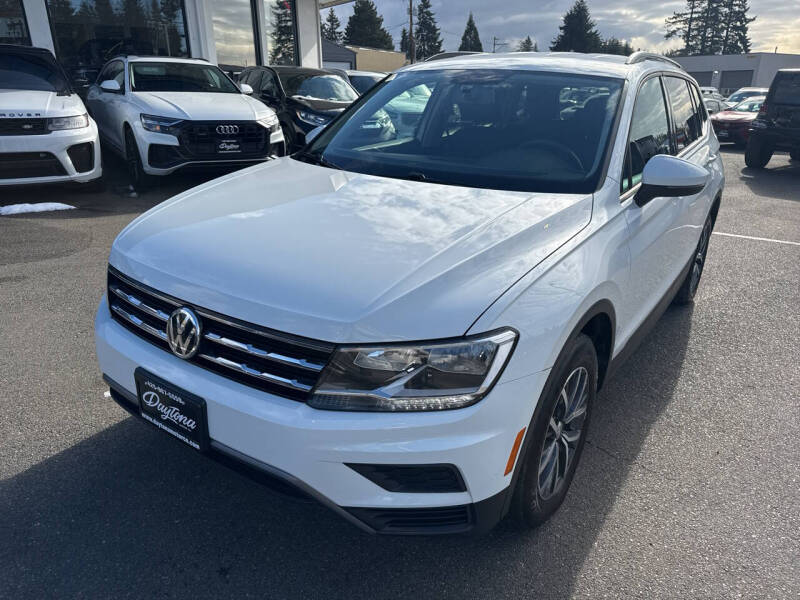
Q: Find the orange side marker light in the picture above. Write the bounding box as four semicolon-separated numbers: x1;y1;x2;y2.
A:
504;428;526;475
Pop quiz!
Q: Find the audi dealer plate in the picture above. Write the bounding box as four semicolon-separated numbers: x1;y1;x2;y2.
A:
217;139;241;154
134;368;209;451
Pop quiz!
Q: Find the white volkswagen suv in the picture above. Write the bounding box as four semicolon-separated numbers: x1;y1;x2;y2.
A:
1;45;101;187
86;56;283;190
95;52;724;534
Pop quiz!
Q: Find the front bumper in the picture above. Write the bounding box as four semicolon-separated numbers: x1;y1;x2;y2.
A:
0;122;102;185
95;295;546;534
134;121;285;176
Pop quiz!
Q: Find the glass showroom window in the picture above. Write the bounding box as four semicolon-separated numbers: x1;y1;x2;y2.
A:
45;0;189;90
263;0;297;65
213;0;257;67
0;0;30;45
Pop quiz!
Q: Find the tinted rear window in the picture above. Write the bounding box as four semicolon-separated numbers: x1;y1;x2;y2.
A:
772;73;800;106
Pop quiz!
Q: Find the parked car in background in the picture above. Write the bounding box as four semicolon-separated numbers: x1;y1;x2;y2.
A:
711;96;765;147
700;86;725;102
0;44;101;188
703;97;725;115
334;69;386;95
86;56;282;190
745;70;800;167
240;66;358;152
725;87;768;108
96;52;724;536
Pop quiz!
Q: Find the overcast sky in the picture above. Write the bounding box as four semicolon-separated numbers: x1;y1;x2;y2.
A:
326;0;800;54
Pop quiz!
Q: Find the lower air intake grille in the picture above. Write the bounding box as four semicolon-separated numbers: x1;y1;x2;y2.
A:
346;505;474;534
107;266;334;401
0;152;66;179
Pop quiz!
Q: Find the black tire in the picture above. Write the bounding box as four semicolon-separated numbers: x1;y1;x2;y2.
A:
125;128;154;192
511;334;597;528
674;213;713;305
744;138;773;169
790;149;800;161
281;123;297;154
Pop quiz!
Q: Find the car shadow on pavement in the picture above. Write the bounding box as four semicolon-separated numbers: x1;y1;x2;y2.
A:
733;153;800;202
0;305;695;599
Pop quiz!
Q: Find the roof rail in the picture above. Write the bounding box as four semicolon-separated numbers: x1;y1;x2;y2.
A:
626;51;683;70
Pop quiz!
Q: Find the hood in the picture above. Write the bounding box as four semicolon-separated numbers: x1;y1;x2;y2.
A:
131;91;271;121
288;95;349;115
713;110;757;122
110;158;591;343
0;90;86;118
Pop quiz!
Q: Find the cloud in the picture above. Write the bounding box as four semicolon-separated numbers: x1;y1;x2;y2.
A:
328;0;800;54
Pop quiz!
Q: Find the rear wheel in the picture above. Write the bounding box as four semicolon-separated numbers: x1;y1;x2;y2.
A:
744;138;773;169
674;213;713;305
125;128;154;192
511;334;597;528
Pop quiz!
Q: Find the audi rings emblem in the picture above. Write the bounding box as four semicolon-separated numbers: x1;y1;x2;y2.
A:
216;124;240;135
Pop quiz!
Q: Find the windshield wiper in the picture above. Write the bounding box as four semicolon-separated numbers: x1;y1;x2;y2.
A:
293;150;342;171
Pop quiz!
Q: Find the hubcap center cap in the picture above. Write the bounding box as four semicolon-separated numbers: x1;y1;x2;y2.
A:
554;421;563;438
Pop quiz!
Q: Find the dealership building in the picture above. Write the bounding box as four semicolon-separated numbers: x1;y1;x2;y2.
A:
1;0;334;87
675;52;800;96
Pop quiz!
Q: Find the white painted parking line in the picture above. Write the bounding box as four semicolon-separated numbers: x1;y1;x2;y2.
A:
712;232;800;247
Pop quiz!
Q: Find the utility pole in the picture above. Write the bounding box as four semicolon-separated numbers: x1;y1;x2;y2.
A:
409;0;415;63
492;37;508;53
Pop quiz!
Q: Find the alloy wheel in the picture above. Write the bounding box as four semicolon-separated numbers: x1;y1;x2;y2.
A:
537;366;589;500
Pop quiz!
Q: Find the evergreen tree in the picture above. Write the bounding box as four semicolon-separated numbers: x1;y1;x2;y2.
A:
550;0;602;53
321;7;343;44
94;0;118;26
121;0;146;26
46;0;75;24
600;37;634;55
516;35;535;51
344;0;394;50
400;27;409;58
665;0;754;55
270;0;297;64
458;12;482;52
414;0;443;60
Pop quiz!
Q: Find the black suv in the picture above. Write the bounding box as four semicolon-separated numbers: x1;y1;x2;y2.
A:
745;69;800;168
238;66;358;152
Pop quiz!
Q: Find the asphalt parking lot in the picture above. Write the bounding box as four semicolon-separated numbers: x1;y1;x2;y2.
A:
1;149;798;599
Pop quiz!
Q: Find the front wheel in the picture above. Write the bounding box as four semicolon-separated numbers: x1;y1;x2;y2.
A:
511;334;597;528
744;138;773;169
674;213;713;305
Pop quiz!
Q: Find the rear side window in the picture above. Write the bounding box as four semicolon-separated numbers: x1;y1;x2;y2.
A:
621;76;671;193
689;83;707;122
772;72;800;106
665;77;701;152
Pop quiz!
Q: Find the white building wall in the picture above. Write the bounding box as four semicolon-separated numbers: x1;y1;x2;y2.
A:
676;53;800;92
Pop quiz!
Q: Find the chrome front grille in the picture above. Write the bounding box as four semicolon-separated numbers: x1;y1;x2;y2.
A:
107;267;334;401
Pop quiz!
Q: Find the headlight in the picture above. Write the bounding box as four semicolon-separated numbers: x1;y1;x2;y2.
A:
297;110;330;127
309;329;517;412
257;113;279;131
140;114;183;134
47;114;89;130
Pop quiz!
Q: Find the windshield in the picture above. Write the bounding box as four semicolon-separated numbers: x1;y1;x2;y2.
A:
279;72;358;102
727;90;763;103
732;97;764;112
0;53;68;93
349;74;383;95
772;73;800;106
301;69;623;194
130;62;239;93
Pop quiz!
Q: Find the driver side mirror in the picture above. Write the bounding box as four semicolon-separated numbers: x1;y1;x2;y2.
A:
240;83;253;95
100;79;121;93
635;154;709;207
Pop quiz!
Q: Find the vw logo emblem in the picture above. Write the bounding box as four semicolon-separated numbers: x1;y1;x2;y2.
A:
166;307;201;359
216;124;239;135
